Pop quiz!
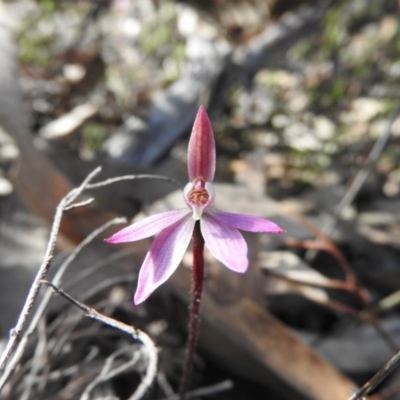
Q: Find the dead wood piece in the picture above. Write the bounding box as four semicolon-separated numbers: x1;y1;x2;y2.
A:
39;100;101;140
170;268;358;400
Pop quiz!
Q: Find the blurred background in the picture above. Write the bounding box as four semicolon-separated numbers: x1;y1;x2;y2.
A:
1;0;400;399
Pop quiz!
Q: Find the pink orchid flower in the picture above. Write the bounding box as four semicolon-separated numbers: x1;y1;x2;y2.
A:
106;106;284;304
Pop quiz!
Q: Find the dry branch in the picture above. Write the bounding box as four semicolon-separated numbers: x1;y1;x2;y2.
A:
42;281;158;400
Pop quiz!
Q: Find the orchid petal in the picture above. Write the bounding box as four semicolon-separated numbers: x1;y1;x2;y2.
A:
210;211;285;233
187;106;216;182
134;215;195;304
105;210;190;244
200;213;248;273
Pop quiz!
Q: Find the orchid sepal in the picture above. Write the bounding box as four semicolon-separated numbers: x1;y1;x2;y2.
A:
187;106;216;182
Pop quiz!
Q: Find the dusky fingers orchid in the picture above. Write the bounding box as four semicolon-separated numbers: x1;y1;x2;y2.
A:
106;105;284;305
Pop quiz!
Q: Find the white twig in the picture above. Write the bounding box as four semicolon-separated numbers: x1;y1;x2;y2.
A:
49;274;135;359
0;167;103;381
0;215;126;390
85;174;181;190
81;344;141;400
348;348;400;400
20;319;47;400
64;198;95;210
0;167;172;393
43;281;158;400
63;247;136;290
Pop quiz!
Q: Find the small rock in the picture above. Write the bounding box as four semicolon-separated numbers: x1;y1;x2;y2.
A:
388;61;400;78
271;114;289;128
313;115;335;140
286;92;309;113
350;97;386;122
378;15;397;42
369;118;387;138
284;122;321;151
0;142;19;163
390;115;400;137
0;176;13;196
236;88;275;125
255;69;299;89
0;126;19;164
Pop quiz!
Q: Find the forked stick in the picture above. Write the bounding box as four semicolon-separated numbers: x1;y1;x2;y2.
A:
42;280;158;400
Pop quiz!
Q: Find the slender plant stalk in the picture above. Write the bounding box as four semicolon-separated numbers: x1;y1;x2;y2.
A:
179;221;205;400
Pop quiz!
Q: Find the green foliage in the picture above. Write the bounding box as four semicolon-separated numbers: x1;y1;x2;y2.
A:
322;2;347;52
18;14;55;67
138;3;182;60
18;1;84;67
39;0;58;13
80;122;108;154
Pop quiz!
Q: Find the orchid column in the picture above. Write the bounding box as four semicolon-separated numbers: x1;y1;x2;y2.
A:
106;106;284;398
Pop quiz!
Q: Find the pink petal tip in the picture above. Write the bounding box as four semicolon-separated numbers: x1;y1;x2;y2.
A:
187;106;216;182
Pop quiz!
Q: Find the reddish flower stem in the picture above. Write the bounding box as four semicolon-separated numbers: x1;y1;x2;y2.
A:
179;221;204;400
